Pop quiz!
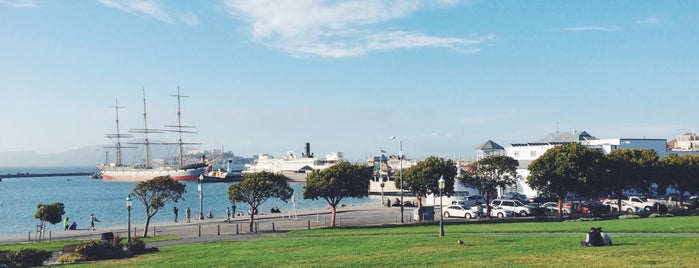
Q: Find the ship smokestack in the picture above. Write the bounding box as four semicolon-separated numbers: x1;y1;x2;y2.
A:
305;142;312;158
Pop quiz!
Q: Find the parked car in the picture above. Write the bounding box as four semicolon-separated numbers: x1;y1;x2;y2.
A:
502;192;528;202
577;201;609;216
452;195;485;207
488;205;514;218
542;202;571;215
602;199;641;214
491;199;535;217
442;205;478;219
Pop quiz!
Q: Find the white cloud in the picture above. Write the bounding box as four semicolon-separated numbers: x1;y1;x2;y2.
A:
637;17;662;25
223;0;494;58
562;25;622;32
0;0;37;8
98;0;198;25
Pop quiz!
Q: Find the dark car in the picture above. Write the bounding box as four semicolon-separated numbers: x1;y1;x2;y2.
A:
577;201;609;216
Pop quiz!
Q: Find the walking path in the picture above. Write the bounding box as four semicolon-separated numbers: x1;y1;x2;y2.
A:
0;205;410;245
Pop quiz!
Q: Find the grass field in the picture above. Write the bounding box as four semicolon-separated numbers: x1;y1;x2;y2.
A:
5;216;699;267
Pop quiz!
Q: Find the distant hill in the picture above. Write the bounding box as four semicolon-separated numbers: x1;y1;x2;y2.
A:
0;145;252;167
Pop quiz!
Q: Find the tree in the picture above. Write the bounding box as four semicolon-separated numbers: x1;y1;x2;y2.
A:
401;156;457;222
132;175;186;237
527;143;603;216
34;202;65;240
603;148;659;212
659;154;699;208
459;155;519;218
304;161;372;227
228;171;293;232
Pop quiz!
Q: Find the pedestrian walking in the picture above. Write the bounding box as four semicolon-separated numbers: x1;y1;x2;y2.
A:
185;207;191;223
174;206;179;222
89;213;100;231
226;207;231;223
63;217;70;231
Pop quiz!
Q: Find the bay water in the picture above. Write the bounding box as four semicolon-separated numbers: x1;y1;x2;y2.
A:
0;166;380;236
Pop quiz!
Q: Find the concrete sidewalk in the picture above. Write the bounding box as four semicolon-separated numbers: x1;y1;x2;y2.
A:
0;205;410;245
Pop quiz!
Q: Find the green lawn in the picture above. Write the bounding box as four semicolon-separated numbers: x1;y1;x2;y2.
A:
8;216;699;267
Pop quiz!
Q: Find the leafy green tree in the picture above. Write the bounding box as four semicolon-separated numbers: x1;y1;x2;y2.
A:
304;162;372;227
659;154;699;208
401;156;457;222
228;171;293;232
603;148;659;212
527;143;603;216
132;175;186;237
34;202;65;240
459;155;519;218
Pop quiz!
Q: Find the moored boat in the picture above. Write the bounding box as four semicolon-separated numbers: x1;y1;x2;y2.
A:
242;143;342;182
99;88;207;181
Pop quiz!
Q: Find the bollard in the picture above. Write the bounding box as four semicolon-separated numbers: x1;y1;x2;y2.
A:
134;227;137;236
28;232;31;242
198;225;201;237
49;231;52;241
307;220;311;230
153;226;156;237
217;225;220;235
236;224;239;235
255;222;258;233
272;222;275;233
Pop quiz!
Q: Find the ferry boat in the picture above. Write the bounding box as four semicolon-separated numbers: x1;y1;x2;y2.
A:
98;88;207;181
242;143;343;182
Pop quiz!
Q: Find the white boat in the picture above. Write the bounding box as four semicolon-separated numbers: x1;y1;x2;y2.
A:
99;88;207;181
242;143;343;182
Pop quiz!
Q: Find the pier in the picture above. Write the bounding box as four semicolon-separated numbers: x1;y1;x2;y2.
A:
0;172;92;179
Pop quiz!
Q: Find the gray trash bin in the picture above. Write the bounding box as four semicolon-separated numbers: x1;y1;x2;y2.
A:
413;207;435;221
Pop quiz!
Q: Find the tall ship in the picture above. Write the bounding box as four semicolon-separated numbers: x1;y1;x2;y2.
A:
98;88;207;181
242;143;343;182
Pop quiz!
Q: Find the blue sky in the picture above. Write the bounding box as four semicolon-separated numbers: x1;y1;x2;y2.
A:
1;0;698;162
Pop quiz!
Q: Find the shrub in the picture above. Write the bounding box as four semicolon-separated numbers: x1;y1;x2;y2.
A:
0;248;53;267
126;237;147;255
76;237;125;261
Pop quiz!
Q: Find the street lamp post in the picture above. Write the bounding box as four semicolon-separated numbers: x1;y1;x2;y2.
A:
198;174;204;220
380;176;385;206
126;195;132;243
438;175;445;237
391;136;404;223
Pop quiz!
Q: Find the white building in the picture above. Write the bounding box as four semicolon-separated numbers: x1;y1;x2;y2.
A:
483;130;699;198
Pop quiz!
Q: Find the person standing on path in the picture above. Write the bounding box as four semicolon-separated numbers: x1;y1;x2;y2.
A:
185;207;191;223
232;203;237;218
226;207;231;223
89;213;100;231
63;217;70;231
174;206;179;222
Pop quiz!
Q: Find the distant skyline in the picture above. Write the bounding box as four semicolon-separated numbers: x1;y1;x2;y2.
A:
1;1;698;162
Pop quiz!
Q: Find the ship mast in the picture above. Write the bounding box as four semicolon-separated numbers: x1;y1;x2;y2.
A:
165;87;200;168
105;99;133;166
129;89;163;169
